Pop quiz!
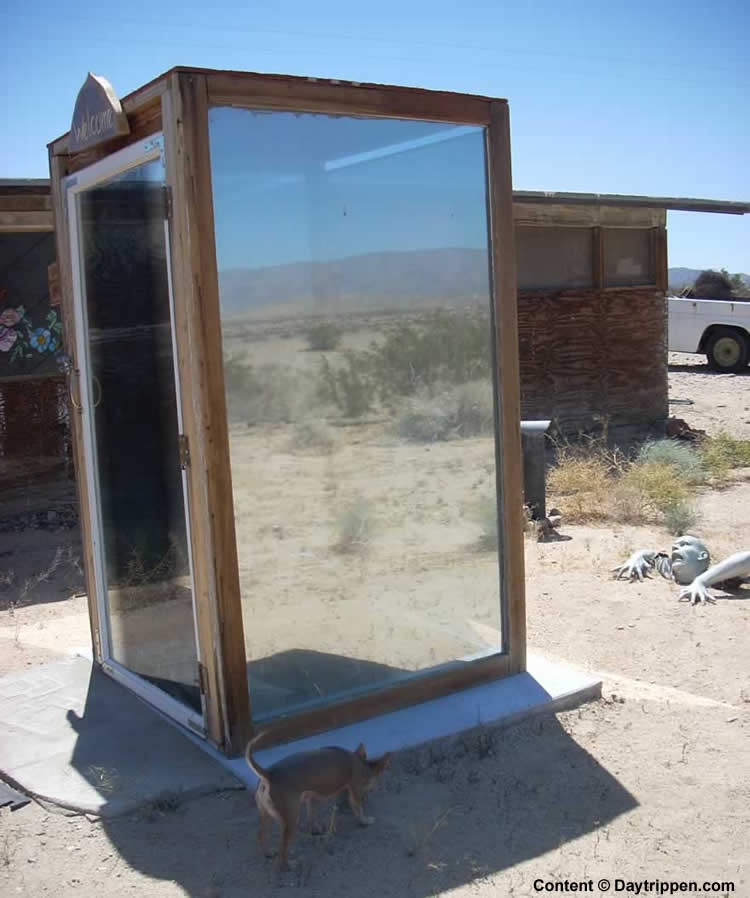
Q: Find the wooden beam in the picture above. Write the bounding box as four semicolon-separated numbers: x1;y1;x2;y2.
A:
0;195;52;212
0;211;54;231
206;71;492;124
595;229;604;290
253;654;513;749
513;202;663;228
47;151;102;663
654;227;668;292
487;101;526;674
163;71;251;755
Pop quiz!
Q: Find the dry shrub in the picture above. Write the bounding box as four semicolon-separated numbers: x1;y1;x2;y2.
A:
287;419;334;454
397;381;495;443
547;454;612;522
661;500;699;536
620;460;690;509
472;495;499;551
333;497;372;554
548;439;696;528
305;321;342;351
699;432;750;482
637;439;705;484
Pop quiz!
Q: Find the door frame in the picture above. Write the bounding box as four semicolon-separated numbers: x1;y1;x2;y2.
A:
65;134;206;737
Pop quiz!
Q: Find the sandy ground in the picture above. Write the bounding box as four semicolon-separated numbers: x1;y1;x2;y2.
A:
1;356;749;897
668;351;750;440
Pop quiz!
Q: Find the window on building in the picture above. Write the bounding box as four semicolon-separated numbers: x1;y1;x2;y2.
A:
603;228;654;287
516;226;593;290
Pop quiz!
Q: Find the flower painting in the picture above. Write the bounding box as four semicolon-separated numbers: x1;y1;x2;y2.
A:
0;291;64;369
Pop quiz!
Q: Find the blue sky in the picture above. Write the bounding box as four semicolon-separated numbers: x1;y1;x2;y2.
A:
2;0;748;271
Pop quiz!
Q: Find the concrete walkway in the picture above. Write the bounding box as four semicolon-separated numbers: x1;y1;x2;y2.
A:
0;655;241;817
0;651;600;816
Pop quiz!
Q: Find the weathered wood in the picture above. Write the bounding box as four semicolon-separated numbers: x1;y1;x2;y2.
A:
49;76;167;156
517;286;668;433
487;101;526;675
592;227;603;289
251;653;513;749
62;100;162;175
513;191;746;216
163;71;251;755
654;227;668;293
513;202;665;229
0;195;52;212
206;70;492;124
0;210;53;231
47;151;102;661
162;84;222;750
69;73;130;153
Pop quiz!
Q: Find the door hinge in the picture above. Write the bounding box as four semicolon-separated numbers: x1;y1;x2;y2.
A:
197;661;208;696
162;185;173;220
178;434;190;470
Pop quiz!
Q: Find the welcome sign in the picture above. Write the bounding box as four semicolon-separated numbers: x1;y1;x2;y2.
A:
69;73;130;152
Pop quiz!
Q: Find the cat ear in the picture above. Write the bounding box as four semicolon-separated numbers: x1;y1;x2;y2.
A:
355;743;366;758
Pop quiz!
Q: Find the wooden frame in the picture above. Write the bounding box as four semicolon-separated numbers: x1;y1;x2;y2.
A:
0;183;54;233
48;67;525;755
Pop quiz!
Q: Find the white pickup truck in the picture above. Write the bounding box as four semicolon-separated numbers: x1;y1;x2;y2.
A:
668;295;750;373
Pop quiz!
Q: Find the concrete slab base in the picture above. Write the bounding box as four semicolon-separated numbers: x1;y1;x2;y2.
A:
0;655;241;817
197;650;602;786
0;650;600;815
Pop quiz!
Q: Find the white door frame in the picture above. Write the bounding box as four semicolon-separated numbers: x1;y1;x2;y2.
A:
65;135;206;737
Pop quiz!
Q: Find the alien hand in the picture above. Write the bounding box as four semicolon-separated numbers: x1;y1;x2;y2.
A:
612;550;657;582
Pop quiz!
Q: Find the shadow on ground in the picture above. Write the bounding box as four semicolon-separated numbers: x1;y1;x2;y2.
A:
668;362;749;376
63;670;636;897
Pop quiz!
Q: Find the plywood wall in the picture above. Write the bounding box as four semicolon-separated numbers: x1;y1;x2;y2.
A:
517;287;668;437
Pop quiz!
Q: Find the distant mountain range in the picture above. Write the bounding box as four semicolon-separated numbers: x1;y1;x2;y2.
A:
219;248;490;316
668;267;750;289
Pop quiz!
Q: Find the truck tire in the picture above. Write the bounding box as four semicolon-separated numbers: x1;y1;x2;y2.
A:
705;327;749;373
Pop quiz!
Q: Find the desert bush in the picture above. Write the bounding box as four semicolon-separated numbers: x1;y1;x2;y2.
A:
546;453;613;522
699;432;750;481
368;309;492;400
621;460;690;512
661;499;699;536
318;354;375;418
473;495;499;551
637;439;705;483
224;356;316;425
397;403;455;442
452;381;495;436
333;497;372;554
397;382;495;443
287;419;334;454
305;321;342;351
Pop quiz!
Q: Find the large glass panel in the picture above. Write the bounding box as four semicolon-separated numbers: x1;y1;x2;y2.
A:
209;108;502;719
75;153;200;712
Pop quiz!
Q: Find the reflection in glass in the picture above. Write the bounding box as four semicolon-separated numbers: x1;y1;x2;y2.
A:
76;153;200;711
209;108;502;719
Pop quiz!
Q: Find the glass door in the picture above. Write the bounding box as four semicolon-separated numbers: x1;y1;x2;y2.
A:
67;136;205;736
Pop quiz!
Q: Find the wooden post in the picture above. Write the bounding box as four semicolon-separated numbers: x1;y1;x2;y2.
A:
47;150;103;662
162;72;251;755
487;101;526;674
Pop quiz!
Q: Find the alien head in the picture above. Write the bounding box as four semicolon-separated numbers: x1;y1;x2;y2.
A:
670;535;710;585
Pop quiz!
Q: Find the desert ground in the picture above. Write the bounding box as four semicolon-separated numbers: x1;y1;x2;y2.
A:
0;340;748;897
